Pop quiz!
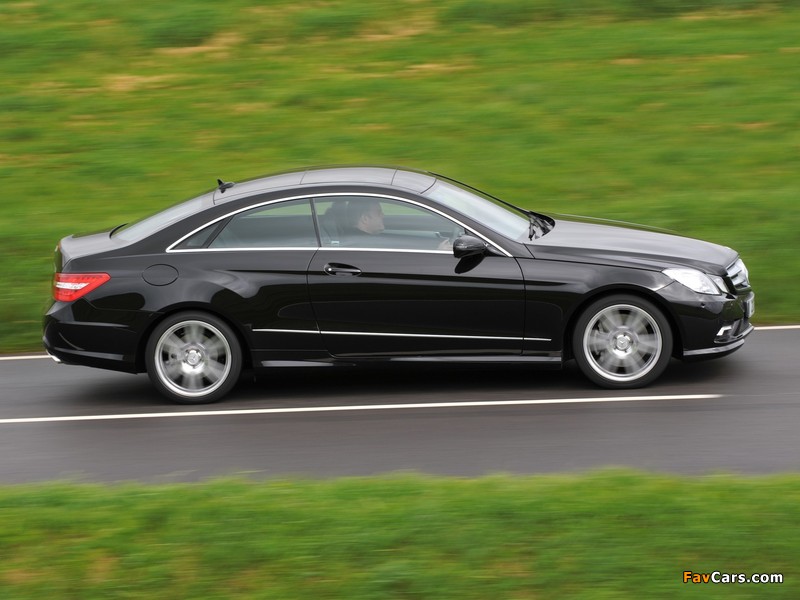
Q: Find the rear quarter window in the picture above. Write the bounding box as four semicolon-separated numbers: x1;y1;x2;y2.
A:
115;197;208;243
175;199;318;250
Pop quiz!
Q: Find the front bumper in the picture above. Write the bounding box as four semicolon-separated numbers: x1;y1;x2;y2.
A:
656;283;755;361
683;323;754;359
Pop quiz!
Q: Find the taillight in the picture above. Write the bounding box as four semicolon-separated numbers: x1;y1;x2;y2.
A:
53;273;111;302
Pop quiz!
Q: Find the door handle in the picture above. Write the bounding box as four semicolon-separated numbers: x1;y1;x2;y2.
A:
323;263;362;276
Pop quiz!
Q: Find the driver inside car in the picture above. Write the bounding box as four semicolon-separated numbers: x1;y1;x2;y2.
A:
344;198;453;250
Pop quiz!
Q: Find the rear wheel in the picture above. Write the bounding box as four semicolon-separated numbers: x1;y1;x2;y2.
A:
572;295;672;389
145;312;242;404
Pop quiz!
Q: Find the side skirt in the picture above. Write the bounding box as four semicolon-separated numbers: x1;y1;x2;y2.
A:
255;353;563;369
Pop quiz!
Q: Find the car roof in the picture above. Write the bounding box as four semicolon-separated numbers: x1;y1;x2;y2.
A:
213;166;437;204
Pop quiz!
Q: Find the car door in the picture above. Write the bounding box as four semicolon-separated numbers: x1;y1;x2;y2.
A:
307;195;525;357
170;198;325;358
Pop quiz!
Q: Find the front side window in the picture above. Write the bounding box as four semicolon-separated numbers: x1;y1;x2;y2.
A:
315;196;465;251
424;180;529;242
208;199;317;249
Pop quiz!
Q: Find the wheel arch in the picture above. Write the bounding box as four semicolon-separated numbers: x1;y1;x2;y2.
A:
134;303;253;373
562;285;683;362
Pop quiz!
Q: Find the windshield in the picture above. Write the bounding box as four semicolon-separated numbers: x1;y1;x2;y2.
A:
423;179;530;241
113;196;207;242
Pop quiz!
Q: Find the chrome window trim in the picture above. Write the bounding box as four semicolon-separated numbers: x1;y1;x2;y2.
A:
169;247;320;253
166;192;513;257
170;247;453;256
317;248;452;255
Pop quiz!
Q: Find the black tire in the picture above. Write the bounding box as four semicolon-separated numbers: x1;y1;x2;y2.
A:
572;294;673;389
145;312;242;404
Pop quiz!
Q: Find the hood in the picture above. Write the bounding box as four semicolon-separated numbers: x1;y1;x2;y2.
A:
528;214;737;274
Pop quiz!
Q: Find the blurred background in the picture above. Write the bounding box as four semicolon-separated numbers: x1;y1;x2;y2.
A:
2;0;799;351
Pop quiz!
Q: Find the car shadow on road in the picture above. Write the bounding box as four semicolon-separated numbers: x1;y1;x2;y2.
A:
230;358;740;405
238;363;572;401
66;355;743;410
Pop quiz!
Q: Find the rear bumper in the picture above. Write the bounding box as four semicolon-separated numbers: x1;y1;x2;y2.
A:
42;300;149;374
42;342;138;373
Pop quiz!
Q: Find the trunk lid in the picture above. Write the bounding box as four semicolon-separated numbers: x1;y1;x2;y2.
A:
55;229;126;271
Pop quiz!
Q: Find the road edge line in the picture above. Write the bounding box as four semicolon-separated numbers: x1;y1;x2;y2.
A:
0;394;723;425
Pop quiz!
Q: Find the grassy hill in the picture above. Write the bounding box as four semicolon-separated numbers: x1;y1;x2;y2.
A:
2;0;799;351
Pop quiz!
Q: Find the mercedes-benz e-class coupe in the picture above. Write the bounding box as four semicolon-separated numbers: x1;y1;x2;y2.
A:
44;166;754;403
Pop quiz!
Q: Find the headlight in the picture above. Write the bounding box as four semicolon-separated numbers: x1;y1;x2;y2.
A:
663;268;728;295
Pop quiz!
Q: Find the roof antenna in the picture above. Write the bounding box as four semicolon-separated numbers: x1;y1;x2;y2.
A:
217;178;235;193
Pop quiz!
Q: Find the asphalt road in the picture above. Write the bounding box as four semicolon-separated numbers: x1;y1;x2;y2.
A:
1;328;798;483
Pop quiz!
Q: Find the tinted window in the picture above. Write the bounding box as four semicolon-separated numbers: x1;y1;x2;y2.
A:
315;196;465;251
208;199;317;249
115;197;206;242
424;180;529;241
173;222;223;250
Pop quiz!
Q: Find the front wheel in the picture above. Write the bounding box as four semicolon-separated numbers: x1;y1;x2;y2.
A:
145;312;242;404
572;295;673;389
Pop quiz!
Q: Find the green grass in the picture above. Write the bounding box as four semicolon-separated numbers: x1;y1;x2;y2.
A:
0;471;798;598
2;0;800;351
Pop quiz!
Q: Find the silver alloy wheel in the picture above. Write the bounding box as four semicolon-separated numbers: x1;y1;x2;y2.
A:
582;303;663;383
153;319;232;399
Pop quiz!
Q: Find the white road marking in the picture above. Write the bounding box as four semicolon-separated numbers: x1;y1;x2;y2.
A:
0;394;722;425
754;325;800;331
0;354;52;361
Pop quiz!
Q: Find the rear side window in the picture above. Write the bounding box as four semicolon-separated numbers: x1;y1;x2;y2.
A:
208;199;317;249
115;198;206;242
173;222;223;250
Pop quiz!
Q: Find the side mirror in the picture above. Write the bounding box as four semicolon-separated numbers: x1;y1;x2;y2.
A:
453;235;488;259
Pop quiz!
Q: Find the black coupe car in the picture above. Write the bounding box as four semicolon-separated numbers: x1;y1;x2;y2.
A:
44;166;754;403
